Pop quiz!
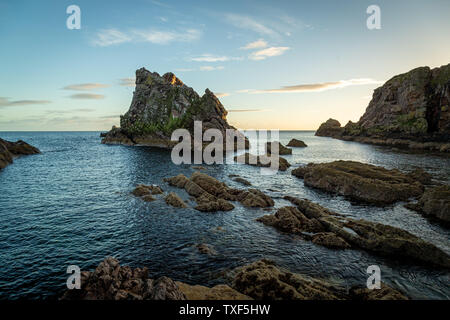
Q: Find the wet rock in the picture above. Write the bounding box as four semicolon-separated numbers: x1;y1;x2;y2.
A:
407;168;433;185
292;160;424;204
409;185;450;224
233;177;252;186
232;259;347;300
165;192;188;208
192;166;207;170
61;257;186;300
132;184;162;201
141;195;156;202
311;232;351;249
234;153;290;171
349;283;408;300
165;172;273;211
315;119;343;138
176;282;252;300
266;141;292;155
0;138;40;170
238;189;275;208
287;138;307;147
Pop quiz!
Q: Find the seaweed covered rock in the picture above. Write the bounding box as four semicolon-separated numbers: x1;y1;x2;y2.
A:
101;68;248;150
291;160;424;204
0;138;40;170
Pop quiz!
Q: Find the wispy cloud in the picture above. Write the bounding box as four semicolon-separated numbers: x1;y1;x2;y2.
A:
249;78;383;94
249;46;290;60
224;13;277;36
240;39;268;50
119;78;135;87
63;83;110;91
174;68;195;72
45;108;94;114
68;93;105;100
0;97;51;107
214;92;230;98
199;66;224;71
190;54;240;62
92;28;201;46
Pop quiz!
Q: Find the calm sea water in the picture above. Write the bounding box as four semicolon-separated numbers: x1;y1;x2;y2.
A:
0;131;449;300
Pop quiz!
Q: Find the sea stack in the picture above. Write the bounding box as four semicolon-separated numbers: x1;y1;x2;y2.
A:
315;64;450;152
101;68;248;150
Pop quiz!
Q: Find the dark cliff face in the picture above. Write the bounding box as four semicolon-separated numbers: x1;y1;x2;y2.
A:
354;64;450;140
316;64;450;146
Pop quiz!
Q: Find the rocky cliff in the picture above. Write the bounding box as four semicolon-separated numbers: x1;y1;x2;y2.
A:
0;138;40;170
102;68;247;149
316;64;450;152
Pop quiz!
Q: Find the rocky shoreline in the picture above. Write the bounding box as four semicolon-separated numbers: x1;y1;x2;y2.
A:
315;64;450;153
0;138;40;170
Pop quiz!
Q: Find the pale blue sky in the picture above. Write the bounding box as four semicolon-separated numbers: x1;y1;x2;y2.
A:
1;0;449;130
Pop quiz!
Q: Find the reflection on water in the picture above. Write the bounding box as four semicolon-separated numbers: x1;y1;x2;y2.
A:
0;131;449;299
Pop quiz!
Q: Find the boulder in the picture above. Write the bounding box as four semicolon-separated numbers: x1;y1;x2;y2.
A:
291;160;424;204
266;141;292;155
287;138;307;147
234;153;290;171
165;192;188;208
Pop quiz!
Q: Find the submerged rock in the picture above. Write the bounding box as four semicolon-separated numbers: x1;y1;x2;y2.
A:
258;196;450;268
233;177;252;186
291;160;424;204
61;257;186;300
287;138;307;147
165;192;188;208
195;243;217;255
0;138;40;170
234;153;290;171
266;141;292;155
101;68;248;151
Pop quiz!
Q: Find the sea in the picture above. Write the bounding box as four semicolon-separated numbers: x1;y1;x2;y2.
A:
0;131;449;299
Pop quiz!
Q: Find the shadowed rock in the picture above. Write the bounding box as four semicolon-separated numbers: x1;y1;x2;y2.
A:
287;138;307;147
266;141;292;155
291;160;424;205
315;119;343;138
407;185;450;224
234;153;290;171
0;138;40;170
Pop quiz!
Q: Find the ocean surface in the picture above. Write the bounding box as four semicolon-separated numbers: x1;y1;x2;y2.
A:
0;131;449;300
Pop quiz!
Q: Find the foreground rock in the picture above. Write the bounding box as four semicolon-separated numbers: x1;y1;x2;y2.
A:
101;68;248;151
234;153;290;171
292;160;424;204
287;138;307;147
258;197;450;268
176;282;252;300
407;185;450;224
61;257;186;300
164;172;274;211
0;138;40;170
232;259;407;300
316;64;450;152
266;141;292;155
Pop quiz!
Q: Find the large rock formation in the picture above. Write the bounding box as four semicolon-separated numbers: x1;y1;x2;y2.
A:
0;138;40;170
258;197;450;268
291;160;424;205
102;68;248;150
316;64;450;152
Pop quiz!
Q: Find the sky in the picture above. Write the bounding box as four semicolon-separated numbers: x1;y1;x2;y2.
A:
1;0;450;131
